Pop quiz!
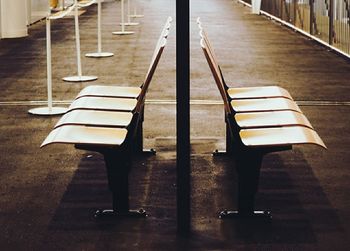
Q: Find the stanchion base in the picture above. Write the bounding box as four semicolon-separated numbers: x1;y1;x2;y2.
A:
62;75;98;82
28;107;68;116
85;52;114;58
120;22;139;26
94;208;147;218
112;31;135;35
129;14;144;18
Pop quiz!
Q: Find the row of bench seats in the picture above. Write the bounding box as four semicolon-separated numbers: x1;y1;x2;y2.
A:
197;18;326;219
41;16;326;220
41;17;172;218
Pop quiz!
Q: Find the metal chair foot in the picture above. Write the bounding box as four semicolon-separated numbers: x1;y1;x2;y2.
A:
219;210;272;220
137;148;156;155
213;149;228;156
94;208;147;219
143;148;156;155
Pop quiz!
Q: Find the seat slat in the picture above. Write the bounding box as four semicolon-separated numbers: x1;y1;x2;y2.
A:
68;97;137;112
54;110;133;128
228;86;292;100
76;85;141;99
41;125;128;148
240;126;326;148
235;110;313;129
231;97;302;113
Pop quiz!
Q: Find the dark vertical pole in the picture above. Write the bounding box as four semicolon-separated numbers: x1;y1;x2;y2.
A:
310;0;314;35
329;0;334;45
176;0;190;235
280;0;283;18
293;0;297;26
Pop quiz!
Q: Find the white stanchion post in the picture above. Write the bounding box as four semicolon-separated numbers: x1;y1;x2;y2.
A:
46;19;53;112
129;0;144;18
28;17;68;115
86;0;114;58
112;0;134;35
76;4;82;78
97;0;102;53
121;0;139;26
63;0;98;82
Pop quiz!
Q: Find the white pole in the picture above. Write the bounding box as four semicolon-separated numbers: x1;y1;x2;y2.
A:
47;18;53;112
122;0;139;25
112;0;134;35
74;0;82;78
121;0;125;32
130;0;144;18
97;0;102;53
28;12;67;115
63;0;98;82
127;0;131;23
85;0;114;57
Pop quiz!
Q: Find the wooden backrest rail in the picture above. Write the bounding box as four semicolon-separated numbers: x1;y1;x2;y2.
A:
200;39;232;115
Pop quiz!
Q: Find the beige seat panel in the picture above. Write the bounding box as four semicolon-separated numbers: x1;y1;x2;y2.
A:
240;126;326;148
228;86;292;100
78;0;95;6
76;85;141;99
54;110;133;128
235;110;312;129
41;125;128;148
231;97;301;113
68;97;137;112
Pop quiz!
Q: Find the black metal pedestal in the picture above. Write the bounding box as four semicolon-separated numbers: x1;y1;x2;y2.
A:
220;149;272;220
93;150;147;219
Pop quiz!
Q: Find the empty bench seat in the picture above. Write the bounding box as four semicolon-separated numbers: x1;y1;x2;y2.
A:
41;18;171;218
76;86;141;99
60;20;172;154
234;110;313;129
198;19;326;219
239;126;324;147
54;110;133;128
42;125;128;147
68;97;137;112
227;86;292;100
57;18;172;151
231;97;301;113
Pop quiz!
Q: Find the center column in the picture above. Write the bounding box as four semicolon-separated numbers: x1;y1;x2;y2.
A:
176;0;191;235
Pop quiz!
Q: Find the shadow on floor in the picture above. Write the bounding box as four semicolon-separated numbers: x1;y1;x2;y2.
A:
40;139;344;249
